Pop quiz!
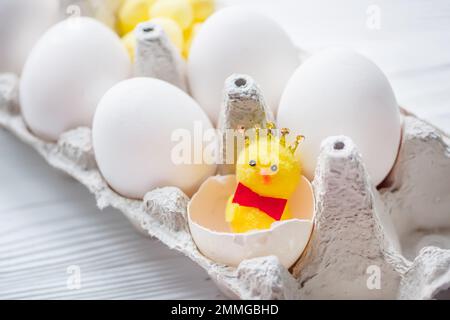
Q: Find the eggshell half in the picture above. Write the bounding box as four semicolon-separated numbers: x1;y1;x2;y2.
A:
188;7;299;123
20;17;131;141
188;175;315;268
278;48;402;186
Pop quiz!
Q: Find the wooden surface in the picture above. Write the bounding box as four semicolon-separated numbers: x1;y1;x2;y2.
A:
1;0;449;299
0;130;225;299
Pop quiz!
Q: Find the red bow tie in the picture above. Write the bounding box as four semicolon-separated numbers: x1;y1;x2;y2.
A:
232;183;287;221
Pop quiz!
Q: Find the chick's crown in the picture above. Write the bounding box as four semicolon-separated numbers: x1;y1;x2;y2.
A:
238;122;305;156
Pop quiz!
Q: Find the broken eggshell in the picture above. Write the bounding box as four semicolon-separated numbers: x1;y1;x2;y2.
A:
188;175;315;268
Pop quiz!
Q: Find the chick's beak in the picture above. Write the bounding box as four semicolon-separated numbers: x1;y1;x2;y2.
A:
260;168;272;184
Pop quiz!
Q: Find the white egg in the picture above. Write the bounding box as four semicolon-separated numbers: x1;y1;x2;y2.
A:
278;48;401;186
0;0;60;74
188;7;299;124
92;77;218;199
20;17;131;141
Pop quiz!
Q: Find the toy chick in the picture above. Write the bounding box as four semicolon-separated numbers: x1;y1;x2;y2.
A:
225;123;304;233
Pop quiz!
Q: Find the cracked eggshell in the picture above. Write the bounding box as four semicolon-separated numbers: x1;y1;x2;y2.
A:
0;0;60;74
92;77;217;199
188;175;315;268
20;17;131;141
278;48;402;186
188;7;299;124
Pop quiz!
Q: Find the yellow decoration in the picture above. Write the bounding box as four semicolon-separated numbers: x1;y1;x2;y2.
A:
189;0;215;22
121;31;136;62
225;124;304;233
117;0;156;36
150;0;193;30
150;17;184;52
183;22;202;58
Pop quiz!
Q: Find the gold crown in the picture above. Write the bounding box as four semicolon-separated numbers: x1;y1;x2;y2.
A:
237;122;305;154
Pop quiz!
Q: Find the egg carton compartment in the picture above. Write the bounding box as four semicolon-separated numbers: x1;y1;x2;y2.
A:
2;70;450;300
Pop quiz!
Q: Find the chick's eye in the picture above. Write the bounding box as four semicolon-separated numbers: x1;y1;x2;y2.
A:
270;164;278;172
249;160;256;167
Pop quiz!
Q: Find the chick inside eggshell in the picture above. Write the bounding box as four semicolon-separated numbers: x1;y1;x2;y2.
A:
225;128;305;233
188;174;315;268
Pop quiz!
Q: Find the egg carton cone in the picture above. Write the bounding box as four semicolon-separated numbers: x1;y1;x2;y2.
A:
217;73;274;175
1;69;450;299
133;21;188;92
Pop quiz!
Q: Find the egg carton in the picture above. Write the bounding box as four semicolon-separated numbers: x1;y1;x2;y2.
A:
2;40;450;299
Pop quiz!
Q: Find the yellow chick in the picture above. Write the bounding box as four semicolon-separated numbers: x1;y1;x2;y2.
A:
183;22;202;58
226;126;304;233
150;0;193;30
117;0;156;36
188;0;215;22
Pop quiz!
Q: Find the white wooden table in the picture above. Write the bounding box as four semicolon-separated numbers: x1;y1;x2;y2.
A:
1;0;449;299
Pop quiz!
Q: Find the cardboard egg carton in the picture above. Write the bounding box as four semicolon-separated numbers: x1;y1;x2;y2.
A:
2;28;450;298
